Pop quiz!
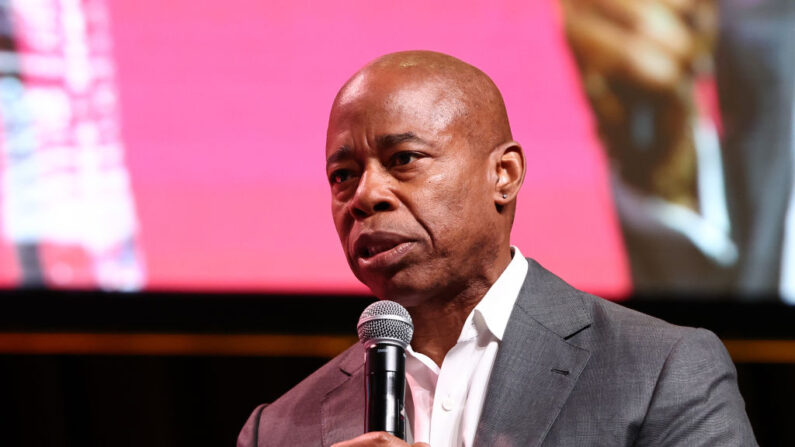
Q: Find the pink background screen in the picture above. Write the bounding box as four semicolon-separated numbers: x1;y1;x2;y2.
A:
0;0;631;296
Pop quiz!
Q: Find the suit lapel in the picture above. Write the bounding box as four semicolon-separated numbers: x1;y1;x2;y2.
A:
321;344;365;446
474;259;592;447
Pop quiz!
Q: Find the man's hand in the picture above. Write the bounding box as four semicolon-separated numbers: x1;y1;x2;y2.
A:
562;0;714;94
331;432;430;447
561;0;717;208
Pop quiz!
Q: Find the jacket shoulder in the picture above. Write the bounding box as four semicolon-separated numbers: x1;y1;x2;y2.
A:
524;259;756;445
523;257;690;347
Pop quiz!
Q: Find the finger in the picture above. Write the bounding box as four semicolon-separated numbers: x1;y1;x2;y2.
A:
657;0;694;15
565;0;701;23
657;0;717;16
330;431;407;447
637;0;693;57
687;0;718;63
588;0;693;59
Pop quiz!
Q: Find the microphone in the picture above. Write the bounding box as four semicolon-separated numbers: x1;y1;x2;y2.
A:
357;300;414;440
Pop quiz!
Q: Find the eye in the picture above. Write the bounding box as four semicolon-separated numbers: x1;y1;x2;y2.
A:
390;151;420;167
329;169;352;185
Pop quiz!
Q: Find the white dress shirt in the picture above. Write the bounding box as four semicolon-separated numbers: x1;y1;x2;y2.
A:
404;247;528;447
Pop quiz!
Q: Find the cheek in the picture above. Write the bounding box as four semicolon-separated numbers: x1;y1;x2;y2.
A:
420;170;485;233
331;202;351;244
424;173;462;213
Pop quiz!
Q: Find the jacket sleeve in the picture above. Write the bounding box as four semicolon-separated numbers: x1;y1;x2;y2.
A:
237;404;269;447
635;328;757;446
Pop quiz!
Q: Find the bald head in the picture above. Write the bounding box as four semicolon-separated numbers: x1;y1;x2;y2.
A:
330;51;513;154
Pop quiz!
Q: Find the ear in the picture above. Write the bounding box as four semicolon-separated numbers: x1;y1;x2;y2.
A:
491;141;526;207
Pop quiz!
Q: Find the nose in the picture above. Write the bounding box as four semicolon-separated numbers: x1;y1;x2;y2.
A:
348;166;397;219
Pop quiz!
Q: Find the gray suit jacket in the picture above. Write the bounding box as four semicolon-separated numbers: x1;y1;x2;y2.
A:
238;259;756;446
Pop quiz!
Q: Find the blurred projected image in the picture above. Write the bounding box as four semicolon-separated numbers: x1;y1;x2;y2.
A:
562;0;795;301
0;0;144;290
0;0;790;301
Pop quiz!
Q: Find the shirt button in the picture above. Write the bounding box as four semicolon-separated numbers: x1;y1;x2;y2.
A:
441;397;455;411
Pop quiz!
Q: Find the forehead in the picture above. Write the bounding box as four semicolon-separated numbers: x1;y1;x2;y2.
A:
326;72;465;150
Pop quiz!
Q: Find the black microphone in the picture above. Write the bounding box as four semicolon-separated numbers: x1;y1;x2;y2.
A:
357;300;414;440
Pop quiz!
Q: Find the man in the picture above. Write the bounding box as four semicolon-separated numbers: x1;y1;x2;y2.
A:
238;51;756;446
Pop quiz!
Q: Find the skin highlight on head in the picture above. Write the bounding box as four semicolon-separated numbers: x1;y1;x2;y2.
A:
332;51;513;158
325;51;525;365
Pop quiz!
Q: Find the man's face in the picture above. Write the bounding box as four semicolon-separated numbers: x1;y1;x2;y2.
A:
325;73;500;305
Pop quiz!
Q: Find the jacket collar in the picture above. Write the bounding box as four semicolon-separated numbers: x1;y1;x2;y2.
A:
321;343;365;446
516;258;592;340
474;258;592;447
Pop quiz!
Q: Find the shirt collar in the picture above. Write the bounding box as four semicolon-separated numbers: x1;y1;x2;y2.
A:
405;246;529;366
467;246;528;342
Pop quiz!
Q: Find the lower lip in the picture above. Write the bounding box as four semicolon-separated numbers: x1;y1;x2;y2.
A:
357;241;416;270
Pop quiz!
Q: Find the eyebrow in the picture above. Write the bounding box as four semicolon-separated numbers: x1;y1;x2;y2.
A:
375;132;428;149
325;132;430;168
326;146;353;168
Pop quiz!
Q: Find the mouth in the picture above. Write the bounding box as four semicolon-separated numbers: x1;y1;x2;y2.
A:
352;232;416;268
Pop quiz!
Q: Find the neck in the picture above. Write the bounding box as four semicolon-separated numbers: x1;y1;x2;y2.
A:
406;247;512;366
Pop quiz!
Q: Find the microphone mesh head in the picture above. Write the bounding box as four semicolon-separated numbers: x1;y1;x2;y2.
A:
357;300;413;348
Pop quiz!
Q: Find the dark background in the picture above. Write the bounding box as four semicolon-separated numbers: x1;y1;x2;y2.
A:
1;291;793;446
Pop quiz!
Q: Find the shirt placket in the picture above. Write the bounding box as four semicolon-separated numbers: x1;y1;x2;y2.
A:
429;326;478;447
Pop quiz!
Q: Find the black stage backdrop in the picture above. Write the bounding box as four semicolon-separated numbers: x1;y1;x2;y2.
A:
1;291;793;446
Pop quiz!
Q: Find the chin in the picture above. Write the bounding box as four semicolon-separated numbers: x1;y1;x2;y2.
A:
352;254;448;304
361;273;434;308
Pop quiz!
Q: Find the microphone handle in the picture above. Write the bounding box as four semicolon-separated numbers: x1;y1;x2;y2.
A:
364;343;407;439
